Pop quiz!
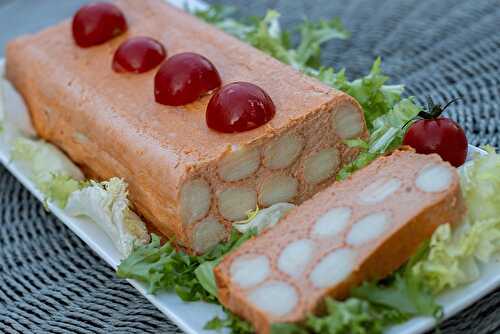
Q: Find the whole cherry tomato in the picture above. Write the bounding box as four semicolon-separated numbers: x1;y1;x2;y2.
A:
403;98;468;167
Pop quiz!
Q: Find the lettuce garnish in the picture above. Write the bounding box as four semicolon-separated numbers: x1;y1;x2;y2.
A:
66;178;150;256
271;298;409;334
314;58;406;130
8;137;148;256
40;174;84;208
412;148;500;293
205;308;255;334
117;229;255;301
10;137;85;206
193;5;349;71
352;243;442;319
337;97;420;180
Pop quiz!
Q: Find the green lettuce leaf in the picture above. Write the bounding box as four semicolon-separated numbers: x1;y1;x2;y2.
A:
271;323;307;334
9;138;149;256
117;235;189;294
40;173;84;208
194;229;256;299
10;137;85;206
194;259;219;298
295;18;350;69
337;97;420;180
11;137;84;180
412;148;500;293
117;229;255;300
242;11;349;70
272;298;409;334
65;178;150;256
316;58;405;130
193;7;349;72
368;98;420;153
190;5;253;40
352;274;440;317
204;309;254;334
461;146;500;221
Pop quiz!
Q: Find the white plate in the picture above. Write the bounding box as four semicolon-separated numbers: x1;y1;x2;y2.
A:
0;1;499;333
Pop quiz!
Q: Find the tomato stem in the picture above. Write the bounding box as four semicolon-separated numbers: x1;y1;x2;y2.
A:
402;96;460;129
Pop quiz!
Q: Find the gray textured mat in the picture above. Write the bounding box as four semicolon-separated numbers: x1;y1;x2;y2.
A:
1;0;500;333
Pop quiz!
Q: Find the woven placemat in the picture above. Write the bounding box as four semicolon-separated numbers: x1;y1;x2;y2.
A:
1;0;499;333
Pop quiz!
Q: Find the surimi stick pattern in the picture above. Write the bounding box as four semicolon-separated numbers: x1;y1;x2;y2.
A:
215;150;466;334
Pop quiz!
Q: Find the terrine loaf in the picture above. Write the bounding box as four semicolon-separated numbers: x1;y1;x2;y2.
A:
5;0;366;252
215;150;466;333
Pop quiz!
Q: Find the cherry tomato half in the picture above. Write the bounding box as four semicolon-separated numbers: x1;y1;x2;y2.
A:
112;36;166;73
154;52;221;106
72;2;127;48
206;82;276;133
